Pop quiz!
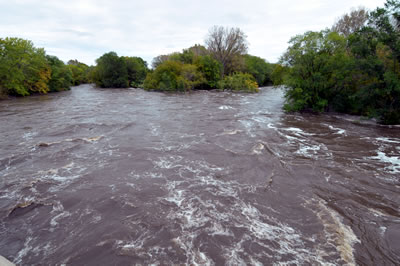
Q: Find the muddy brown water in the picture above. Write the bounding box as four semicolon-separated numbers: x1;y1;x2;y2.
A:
0;84;399;265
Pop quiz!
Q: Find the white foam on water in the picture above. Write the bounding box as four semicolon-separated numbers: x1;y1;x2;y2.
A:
330;126;346;135
153;155;183;169
296;144;321;158
218;105;233;110
158;159;341;264
92;214;102;224
379;226;387;236
376;137;400;144
164;189;185;207
239;120;256;137
50;211;71;227
149;123;160;136
369;208;387;217
250;116;270;124
323;124;347;136
14;236;33;264
37;162;86;186
153;142;194;152
51;201;64;212
251;143;265;155
370;152;400;174
22;131;38;141
172;236;215;266
282;127;315;136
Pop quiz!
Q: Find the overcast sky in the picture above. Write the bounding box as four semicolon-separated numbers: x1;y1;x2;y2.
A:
0;0;386;66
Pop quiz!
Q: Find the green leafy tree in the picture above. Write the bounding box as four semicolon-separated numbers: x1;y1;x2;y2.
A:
281;0;400;124
243;54;273;86
270;64;290;86
281;30;356;112
193;55;222;89
46;55;73;92
348;0;400;123
67;60;89;85
144;61;205;91
123;56;148;87
0;37;50;96
93;52;128;88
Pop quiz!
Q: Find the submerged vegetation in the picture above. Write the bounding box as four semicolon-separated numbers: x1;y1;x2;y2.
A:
0;0;399;124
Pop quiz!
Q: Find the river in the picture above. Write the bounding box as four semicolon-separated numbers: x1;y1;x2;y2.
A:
0;84;399;265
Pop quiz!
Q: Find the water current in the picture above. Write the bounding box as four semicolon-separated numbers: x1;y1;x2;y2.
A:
0;84;399;265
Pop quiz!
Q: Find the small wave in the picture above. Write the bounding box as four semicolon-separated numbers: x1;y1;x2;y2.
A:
305;198;360;266
218;129;242;136
251;143;265;155
328;125;346;135
37;136;103;147
282;127;315;136
376;137;400;144
218;105;233;110
369;152;400;174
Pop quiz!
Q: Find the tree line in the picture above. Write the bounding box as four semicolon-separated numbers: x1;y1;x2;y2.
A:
1;25;280;97
0;38;91;98
143;27;279;92
280;0;400;124
1;0;399;124
89;27;279;93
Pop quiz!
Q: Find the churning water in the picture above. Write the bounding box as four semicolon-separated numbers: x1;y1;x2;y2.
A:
0;85;399;265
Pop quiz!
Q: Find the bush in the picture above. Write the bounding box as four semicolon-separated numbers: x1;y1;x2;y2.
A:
143;61;205;91
218;73;259;92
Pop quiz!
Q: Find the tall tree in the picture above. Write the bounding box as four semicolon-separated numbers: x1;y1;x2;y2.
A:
46;55;73;92
205;26;248;76
244;54;272;86
0;37;50;96
67;60;89;85
93;52;128;88
123;56;148;87
332;7;369;36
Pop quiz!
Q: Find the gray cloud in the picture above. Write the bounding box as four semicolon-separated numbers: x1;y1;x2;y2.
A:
0;0;386;65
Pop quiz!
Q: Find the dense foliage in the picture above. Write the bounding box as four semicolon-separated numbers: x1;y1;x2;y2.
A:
47;55;73;92
124;56;148;88
144;28;276;92
92;52;148;88
0;37;75;97
282;0;400;124
243;54;273;86
218;73;259;92
67;60;90;85
144;61;205;92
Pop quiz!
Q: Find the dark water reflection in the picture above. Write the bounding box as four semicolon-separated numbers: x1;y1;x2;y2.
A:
0;85;399;265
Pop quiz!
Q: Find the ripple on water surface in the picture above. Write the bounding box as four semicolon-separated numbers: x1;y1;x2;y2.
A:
0;85;399;264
